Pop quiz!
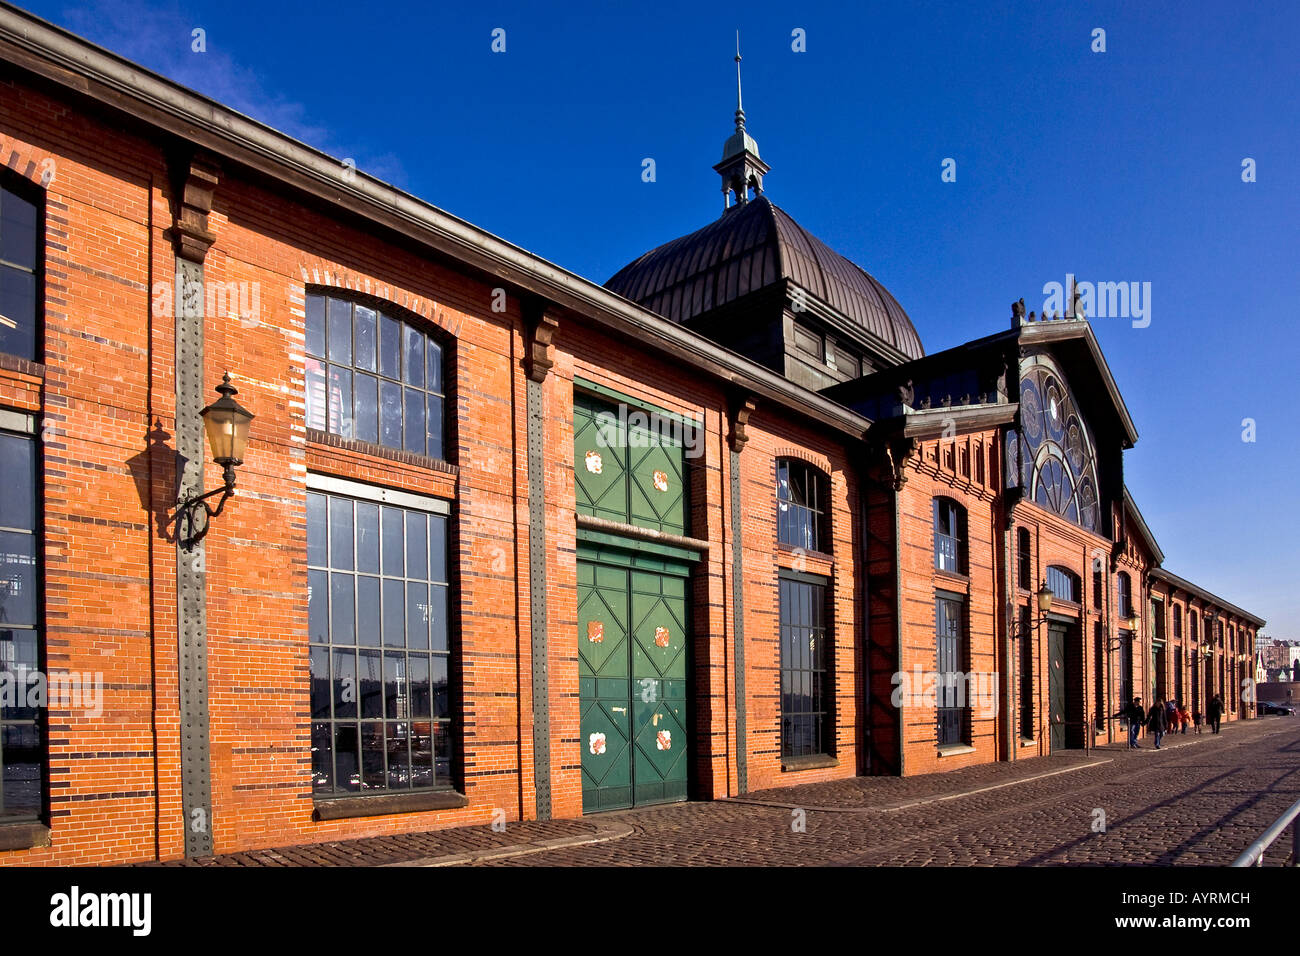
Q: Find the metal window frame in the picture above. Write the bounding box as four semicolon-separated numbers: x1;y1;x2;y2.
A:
304;291;447;458
777;572;831;759
306;482;454;799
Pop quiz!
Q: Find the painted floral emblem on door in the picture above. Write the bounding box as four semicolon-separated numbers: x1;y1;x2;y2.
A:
656;729;672;751
589;732;606;755
652;470;669;492
587;620;604;643
654;626;670;648
585;450;603;474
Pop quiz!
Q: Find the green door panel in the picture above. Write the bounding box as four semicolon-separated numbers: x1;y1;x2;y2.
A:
627;428;687;536
578;548;690;812
575;390;688;536
574;394;629;525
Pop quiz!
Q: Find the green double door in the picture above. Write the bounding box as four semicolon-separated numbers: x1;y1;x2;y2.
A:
578;545;690;812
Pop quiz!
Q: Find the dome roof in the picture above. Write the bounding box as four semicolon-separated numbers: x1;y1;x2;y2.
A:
605;197;923;361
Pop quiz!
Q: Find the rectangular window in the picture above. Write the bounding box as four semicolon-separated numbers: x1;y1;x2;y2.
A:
0;425;42;821
308;481;452;796
1018;604;1033;740
936;594;966;745
0;183;40;361
1017;528;1031;590
779;575;830;758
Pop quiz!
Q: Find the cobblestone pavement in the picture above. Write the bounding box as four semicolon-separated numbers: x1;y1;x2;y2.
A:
147;717;1299;866
483;718;1300;866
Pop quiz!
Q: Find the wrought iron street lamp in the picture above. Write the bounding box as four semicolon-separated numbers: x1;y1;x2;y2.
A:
177;372;254;547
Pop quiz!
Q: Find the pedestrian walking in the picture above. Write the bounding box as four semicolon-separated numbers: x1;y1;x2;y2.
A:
1177;701;1191;734
1193;709;1203;734
1165;698;1178;732
1147;696;1169;749
1208;694;1224;734
1123;696;1145;748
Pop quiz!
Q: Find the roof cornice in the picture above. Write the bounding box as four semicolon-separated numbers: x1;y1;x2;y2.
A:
0;2;872;440
1018;319;1138;446
1150;567;1266;628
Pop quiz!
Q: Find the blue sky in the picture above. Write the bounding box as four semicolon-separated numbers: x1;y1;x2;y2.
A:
22;0;1300;634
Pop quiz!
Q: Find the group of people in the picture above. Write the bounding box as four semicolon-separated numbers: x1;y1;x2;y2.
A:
1120;694;1225;749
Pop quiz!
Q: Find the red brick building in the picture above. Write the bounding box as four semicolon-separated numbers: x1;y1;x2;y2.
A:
0;6;1264;864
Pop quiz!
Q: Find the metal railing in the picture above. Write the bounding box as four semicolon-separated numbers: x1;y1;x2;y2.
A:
1231;796;1300;866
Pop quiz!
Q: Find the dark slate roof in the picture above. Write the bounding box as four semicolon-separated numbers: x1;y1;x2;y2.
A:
605;196;924;361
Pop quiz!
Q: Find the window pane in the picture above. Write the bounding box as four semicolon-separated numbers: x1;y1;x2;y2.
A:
406;512;427;580
429;585;448;652
404;388;426;455
334;723;360;791
354;373;378;444
355;503;380;574
382;579;405;647
305;294;325;358
426;339;442;394
427;395;444;461
310;646;330;719
409;655;431;717
360;723;386;790
358;649;383;719
332;650;357;719
0;187;38;270
311;721;332;792
0;434;34;530
386;721;410;789
379;314;401;379
403;325;425;388
0;266;37;360
308;569;328;643
0;531;37;626
327;297;352;364
429;516;447;583
1;724;43;816
305;358;327;431
381;507;404;576
354;306;377;372
0;629;39;721
329;573;355;644
356;575;380;647
379;380;403;449
329;498;353;570
327;365;352;438
407;582;430;649
384;653;407;719
307;493;327;567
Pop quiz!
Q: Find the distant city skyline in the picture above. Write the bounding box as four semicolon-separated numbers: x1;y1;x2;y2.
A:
20;0;1299;632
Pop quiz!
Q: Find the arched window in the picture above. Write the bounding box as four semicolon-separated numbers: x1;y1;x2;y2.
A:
776;458;828;552
1014;354;1100;533
1117;572;1133;619
0;176;41;360
305;292;447;460
1092;557;1104;611
1045;565;1080;604
933;498;966;574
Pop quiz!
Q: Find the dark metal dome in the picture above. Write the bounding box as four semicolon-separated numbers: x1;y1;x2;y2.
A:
605;196;923;361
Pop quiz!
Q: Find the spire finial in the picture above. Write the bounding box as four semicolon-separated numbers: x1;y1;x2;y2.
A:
734;31;746;130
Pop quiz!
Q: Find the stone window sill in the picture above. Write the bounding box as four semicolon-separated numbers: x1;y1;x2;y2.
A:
782;754;839;772
313;789;468;821
937;744;977;757
0;821;51;851
1019;738;1036;748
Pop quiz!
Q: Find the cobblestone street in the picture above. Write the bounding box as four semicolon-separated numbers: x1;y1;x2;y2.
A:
481;718;1299;866
159;716;1300;867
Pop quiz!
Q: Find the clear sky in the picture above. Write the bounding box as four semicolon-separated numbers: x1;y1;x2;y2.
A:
19;0;1300;635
